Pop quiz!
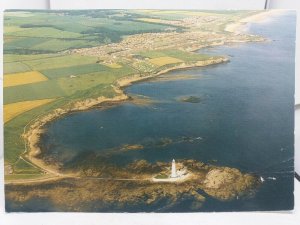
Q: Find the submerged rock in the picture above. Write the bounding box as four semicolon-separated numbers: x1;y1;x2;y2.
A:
178;96;202;103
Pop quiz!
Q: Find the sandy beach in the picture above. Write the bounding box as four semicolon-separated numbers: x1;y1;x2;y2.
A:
225;9;287;33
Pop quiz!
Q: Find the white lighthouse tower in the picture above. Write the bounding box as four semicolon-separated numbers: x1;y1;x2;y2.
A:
171;159;177;178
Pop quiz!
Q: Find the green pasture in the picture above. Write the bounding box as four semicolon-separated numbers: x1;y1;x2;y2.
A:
4;37;48;51
4;10;177;54
57;68;135;95
4;53;61;63
4;62;32;74
42;63;134;79
101;19;172;32
4;80;66;104
32;39;101;52
13;158;43;174
3;9;229;180
23;54;98;70
4;37;100;53
8;27;82;39
41;63;111;79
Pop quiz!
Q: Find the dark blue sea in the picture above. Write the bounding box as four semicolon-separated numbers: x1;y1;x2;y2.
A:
7;12;296;212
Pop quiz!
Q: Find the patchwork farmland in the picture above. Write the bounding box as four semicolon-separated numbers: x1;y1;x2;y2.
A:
3;9;258;180
3;10;181;177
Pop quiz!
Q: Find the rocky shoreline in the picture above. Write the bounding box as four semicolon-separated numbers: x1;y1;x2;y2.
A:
9;11;271;181
16;57;229;180
5;52;261;212
5;159;261;211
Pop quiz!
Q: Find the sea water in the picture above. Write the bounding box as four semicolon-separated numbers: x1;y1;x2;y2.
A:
9;12;296;212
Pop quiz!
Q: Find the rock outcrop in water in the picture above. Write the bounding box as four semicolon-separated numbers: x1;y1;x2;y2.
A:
178;96;202;103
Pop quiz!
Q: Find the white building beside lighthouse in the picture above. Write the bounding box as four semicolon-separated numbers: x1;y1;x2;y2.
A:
171;159;177;178
152;158;189;182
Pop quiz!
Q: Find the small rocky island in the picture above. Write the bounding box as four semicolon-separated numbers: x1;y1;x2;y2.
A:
178;96;202;103
6;159;261;212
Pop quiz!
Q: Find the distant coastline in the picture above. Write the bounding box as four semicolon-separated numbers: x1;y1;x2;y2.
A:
225;10;287;33
4;9;295;213
6;10;272;184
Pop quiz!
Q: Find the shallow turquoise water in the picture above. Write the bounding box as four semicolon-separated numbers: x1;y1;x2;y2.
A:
7;12;296;212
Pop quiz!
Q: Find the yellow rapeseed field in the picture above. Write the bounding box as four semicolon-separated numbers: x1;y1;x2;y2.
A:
4;99;55;123
149;56;183;67
4;71;48;87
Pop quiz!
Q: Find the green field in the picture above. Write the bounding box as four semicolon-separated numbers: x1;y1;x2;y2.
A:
3;9;229;179
4;80;65;104
24;54;98;70
4;61;32;74
41;63;113;79
8;27;83;38
4;37;48;51
13;158;43;174
32;39;101;52
4;53;61;63
4;10;179;53
58;70;135;95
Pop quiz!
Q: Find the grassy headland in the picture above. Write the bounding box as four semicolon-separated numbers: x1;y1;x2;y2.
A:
4;10;265;184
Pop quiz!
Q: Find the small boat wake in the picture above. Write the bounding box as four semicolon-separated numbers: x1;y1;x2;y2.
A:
260;176;277;183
